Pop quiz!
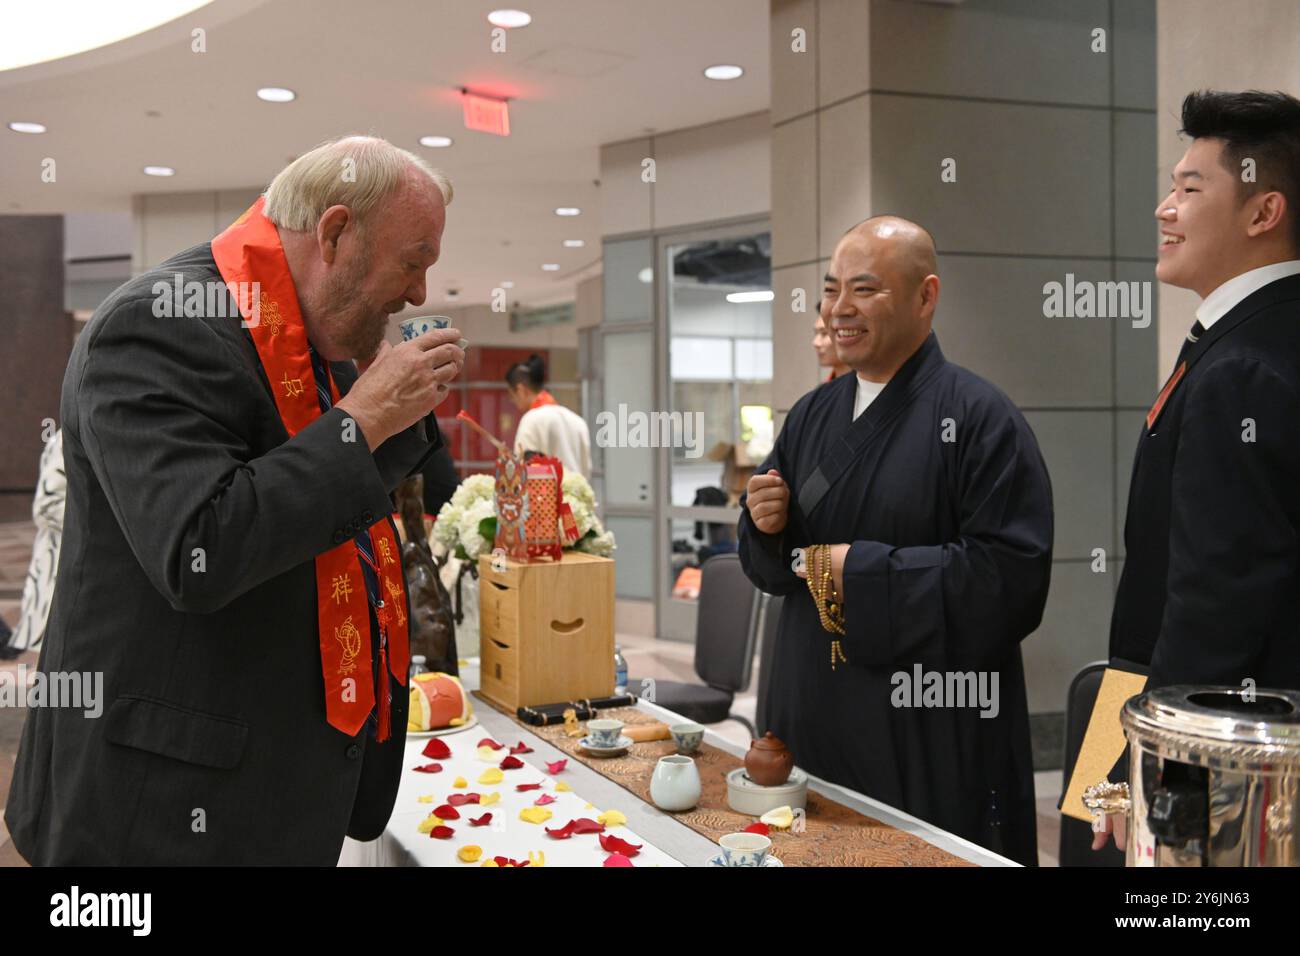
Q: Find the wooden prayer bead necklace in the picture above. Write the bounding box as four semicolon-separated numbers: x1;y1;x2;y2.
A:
804;544;848;669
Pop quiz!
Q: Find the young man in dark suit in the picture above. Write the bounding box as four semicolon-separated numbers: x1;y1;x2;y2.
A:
1095;90;1300;850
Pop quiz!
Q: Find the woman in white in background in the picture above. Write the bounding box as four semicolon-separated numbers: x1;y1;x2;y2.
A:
8;429;65;653
505;354;591;477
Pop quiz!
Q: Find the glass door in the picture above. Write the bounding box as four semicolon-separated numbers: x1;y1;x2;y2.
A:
599;237;656;601
656;221;772;641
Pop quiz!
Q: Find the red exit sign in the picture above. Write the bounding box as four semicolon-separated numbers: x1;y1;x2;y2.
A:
462;92;510;136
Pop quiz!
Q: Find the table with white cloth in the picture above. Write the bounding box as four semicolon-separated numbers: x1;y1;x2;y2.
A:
339;661;1018;868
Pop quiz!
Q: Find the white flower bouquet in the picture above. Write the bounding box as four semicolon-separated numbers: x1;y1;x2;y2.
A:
432;470;616;560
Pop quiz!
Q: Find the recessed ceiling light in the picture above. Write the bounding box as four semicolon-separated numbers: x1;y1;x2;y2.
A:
563;239;585;248
143;166;176;177
256;87;295;103
8;121;46;134
554;207;581;217
500;280;515;289
487;9;531;28
637;268;653;284
541;263;560;272
726;290;774;303
704;64;744;81
419;135;454;148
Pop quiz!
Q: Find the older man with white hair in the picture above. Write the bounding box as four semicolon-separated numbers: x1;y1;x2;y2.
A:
6;136;463;864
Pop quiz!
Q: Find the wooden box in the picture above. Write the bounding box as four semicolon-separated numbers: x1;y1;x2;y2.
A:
477;551;615;709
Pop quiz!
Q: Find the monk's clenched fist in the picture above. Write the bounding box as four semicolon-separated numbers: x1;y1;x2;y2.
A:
746;469;790;535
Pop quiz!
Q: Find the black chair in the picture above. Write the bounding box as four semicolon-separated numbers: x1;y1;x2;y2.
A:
753;592;783;737
1058;660;1125;867
627;553;759;735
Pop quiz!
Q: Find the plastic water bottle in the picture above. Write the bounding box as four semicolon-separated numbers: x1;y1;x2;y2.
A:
613;645;628;695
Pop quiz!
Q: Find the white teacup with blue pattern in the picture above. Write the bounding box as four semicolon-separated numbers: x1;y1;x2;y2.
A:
398;315;450;341
718;832;771;867
587;719;624;748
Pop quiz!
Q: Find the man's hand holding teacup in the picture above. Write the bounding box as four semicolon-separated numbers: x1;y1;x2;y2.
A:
338;327;464;450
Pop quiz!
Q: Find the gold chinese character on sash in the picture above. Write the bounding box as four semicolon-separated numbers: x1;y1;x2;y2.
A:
334;615;362;674
378;538;396;566
281;372;304;398
330;573;354;605
384;577;406;626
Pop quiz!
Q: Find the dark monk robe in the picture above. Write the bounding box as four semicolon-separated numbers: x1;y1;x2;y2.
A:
738;332;1052;866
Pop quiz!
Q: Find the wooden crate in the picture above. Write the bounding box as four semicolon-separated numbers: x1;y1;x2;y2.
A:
477;551;615;710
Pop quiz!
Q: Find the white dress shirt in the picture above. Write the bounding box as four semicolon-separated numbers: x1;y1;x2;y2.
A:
514;401;592;477
1195;260;1300;330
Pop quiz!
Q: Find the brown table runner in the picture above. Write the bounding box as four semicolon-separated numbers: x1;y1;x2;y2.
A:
473;692;973;867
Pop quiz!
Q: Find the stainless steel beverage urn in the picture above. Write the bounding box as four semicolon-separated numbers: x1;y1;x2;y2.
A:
1121;685;1300;866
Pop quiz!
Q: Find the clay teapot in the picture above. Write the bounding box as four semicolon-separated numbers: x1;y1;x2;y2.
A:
744;732;794;787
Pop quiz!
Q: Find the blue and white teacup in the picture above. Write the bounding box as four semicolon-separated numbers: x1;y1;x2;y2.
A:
397;315;451;341
587;718;624;748
718;832;771;867
670;722;705;754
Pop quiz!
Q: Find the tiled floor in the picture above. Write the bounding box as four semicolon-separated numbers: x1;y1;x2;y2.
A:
0;519;1063;867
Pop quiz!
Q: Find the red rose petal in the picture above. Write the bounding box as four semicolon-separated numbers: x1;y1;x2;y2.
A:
430;825;455;839
510;742;534;754
469;813;493;827
599;833;643;857
477;738;504;751
603;853;633;867
546;759;568;774
422;738;451;760
413;763;443;773
515;783;542;792
543;817;605;839
447;793;481;806
535;794;556;806
433;804;460;820
743;822;771;836
499;755;524;770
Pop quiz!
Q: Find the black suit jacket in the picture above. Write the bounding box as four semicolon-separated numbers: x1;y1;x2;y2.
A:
1110;272;1300;693
5;243;442;864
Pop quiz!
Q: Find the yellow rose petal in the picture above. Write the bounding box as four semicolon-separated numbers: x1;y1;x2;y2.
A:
555;781;572;792
458;845;482;863
596;809;627;828
760;805;794;829
478;768;504;785
453;776;468;789
528;850;545;867
519;807;553;825
480;791;501;806
584;803;593;809
481;859;499;867
477;746;501;762
417;795;434;804
417;813;443;834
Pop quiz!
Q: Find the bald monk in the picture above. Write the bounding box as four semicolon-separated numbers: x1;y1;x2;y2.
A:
738;216;1053;865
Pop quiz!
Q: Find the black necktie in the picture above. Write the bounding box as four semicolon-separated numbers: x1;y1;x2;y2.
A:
1177;319;1206;365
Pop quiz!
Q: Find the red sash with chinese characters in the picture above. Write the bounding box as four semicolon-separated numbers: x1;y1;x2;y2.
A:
211;197;410;739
